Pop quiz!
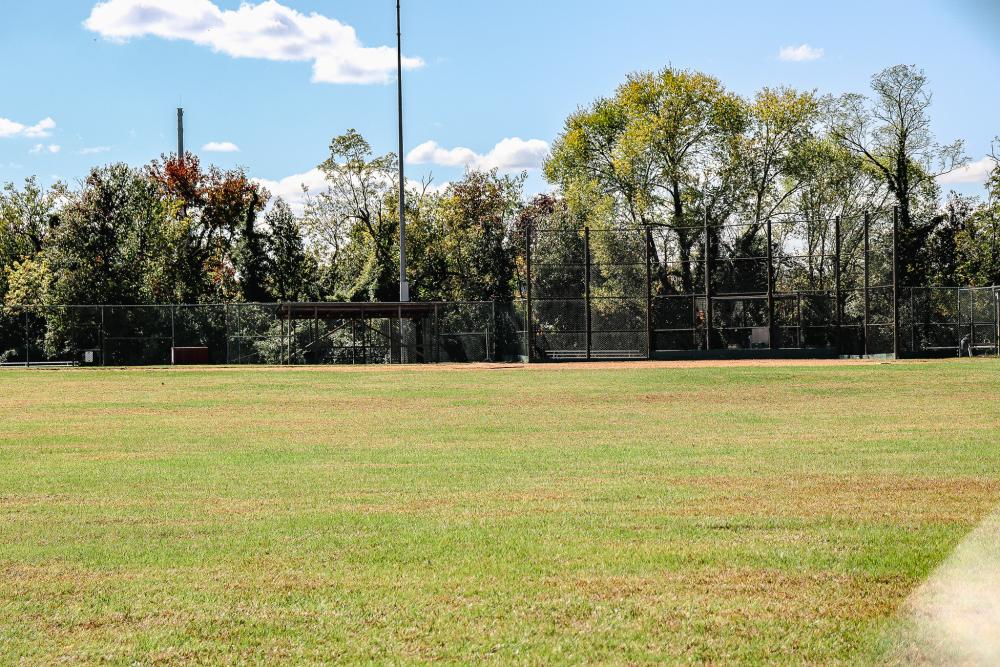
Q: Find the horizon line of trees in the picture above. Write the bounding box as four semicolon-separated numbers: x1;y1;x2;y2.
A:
2;63;999;323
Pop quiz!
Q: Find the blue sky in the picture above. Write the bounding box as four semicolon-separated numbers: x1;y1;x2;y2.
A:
1;0;998;206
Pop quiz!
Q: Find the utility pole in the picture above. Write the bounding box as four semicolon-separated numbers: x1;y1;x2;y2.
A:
177;108;184;160
396;0;409;302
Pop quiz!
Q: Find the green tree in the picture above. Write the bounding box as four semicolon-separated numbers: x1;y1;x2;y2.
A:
512;193;576;298
231;185;270;303
927;193;975;285
617;68;743;291
0;177;65;301
785;135;890;291
831;65;967;284
266;198;315;301
147;154;270;302
309;130;400;301
35;165;165;357
427;169;523;303
953;142;1000;286
45;164;164;307
545;96;652;228
730;88;819;229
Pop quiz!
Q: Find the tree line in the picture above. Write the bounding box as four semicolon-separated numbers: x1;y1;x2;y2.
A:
2;64;999;318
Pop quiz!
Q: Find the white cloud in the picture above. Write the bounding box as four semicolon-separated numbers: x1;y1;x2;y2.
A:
938;157;997;185
202;141;240;153
779;44;824;62
406;137;550;172
406;142;478;168
255;166;453;214
0;116;56;139
84;0;424;85
79;146;112;155
253;167;329;213
29;144;61;154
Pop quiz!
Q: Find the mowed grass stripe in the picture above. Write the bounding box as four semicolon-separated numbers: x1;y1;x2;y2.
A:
1;360;998;663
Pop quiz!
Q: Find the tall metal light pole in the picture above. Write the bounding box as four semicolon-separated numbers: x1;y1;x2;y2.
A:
396;0;409;302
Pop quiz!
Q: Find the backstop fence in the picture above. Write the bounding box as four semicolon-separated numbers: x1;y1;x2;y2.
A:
514;209;999;362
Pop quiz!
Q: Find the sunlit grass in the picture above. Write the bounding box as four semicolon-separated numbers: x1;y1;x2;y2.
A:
1;360;999;663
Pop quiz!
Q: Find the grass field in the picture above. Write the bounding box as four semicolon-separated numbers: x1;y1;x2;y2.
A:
1;359;999;664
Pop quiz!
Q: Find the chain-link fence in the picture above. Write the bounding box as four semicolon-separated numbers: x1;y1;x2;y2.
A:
3;208;997;366
901;286;1000;356
525;226;648;360
518;210;998;360
0;302;499;367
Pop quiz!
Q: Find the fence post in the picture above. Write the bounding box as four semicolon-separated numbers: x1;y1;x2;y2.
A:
100;305;106;366
969;290;976;356
645;225;653;359
704;211;713;352
995;289;999;357
433;303;440;364
956;288;962;357
892;206;900;358
351;318;357;365
360;305;367;364
797;291;803;348
171;305;176;354
834;215;841;349
910;288;916;355
584;226;592;360
525;223;533;363
235;304;241;365
313;305;319;365
24;308;30;367
766;217;776;350
863;210;870;357
489;301;495;362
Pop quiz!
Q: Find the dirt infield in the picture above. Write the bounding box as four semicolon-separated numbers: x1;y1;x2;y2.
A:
484;358;897;371
8;357;944;373
263;357;915;372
